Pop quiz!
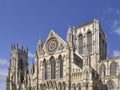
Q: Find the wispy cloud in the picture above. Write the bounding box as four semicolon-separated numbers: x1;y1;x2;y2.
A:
112;19;120;36
104;8;112;14
28;51;35;58
0;58;8;66
113;20;120;28
0;57;8;90
0;82;6;89
0;68;7;90
116;9;120;15
102;8;120;36
114;27;120;35
101;8;113;21
113;50;120;57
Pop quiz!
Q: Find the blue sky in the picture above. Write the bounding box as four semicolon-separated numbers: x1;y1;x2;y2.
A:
0;0;120;89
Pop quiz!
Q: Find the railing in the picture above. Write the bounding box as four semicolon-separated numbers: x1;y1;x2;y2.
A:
72;70;82;81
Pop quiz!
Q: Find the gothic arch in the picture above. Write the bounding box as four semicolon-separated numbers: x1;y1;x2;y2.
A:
77;83;81;90
58;82;62;90
62;82;66;90
48;81;53;88
49;56;56;79
78;33;83;55
87;30;92;54
43;59;47;80
58;55;63;78
40;84;43;90
43;83;46;90
99;63;106;77
107;80;116;90
72;83;76;90
53;81;57;89
110;61;117;75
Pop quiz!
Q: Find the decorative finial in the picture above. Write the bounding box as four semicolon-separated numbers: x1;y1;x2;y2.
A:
67;25;72;34
38;38;42;46
16;42;18;49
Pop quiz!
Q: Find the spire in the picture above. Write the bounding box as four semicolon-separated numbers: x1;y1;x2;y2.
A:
67;25;72;35
66;25;72;41
37;38;43;52
38;38;42;46
16;42;18;49
37;38;43;54
66;25;73;47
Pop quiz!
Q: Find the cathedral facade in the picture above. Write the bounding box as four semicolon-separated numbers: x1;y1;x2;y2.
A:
6;19;120;90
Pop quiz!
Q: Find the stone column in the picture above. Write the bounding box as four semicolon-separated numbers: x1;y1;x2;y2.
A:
10;81;12;90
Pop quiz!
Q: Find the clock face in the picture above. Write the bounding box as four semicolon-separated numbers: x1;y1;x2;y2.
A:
46;37;58;54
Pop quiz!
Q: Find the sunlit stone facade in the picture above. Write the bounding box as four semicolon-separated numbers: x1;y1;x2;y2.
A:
6;19;120;90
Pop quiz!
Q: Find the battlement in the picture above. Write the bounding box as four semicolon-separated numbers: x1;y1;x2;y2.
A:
11;43;28;54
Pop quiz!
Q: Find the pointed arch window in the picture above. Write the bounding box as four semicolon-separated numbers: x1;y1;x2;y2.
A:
59;83;62;90
50;57;56;79
78;34;83;55
87;31;92;54
72;84;76;90
110;62;117;75
99;64;106;77
43;84;46;90
77;84;81;90
43;59;47;80
59;56;63;78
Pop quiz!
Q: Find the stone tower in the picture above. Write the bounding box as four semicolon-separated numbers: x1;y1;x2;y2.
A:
74;19;107;70
6;43;28;90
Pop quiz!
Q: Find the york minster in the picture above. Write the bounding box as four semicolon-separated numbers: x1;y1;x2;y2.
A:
6;19;120;90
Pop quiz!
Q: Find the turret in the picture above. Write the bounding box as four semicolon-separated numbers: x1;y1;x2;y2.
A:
66;26;73;48
37;38;43;54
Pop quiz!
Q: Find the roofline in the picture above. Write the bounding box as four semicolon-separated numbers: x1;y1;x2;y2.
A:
74;19;99;29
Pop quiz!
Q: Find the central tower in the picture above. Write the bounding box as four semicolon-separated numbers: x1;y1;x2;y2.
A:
74;19;107;70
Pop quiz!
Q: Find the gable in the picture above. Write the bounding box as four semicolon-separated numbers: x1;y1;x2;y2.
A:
42;30;67;55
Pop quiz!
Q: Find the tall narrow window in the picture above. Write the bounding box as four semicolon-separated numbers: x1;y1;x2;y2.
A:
43;84;46;90
78;34;83;55
59;56;63;78
77;84;81;90
72;84;76;90
87;31;92;54
50;57;56;79
43;59;47;80
110;62;117;75
59;83;62;90
63;83;66;90
99;64;106;77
